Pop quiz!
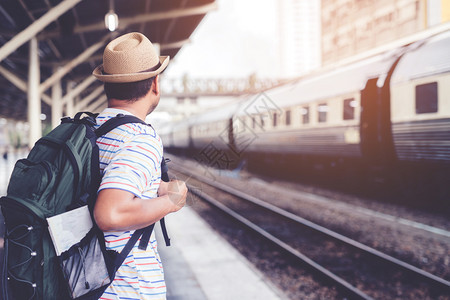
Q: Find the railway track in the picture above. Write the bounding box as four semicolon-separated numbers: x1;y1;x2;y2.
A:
172;165;450;300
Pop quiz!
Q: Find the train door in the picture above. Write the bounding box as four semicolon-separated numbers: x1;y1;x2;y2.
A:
360;78;380;163
228;118;235;151
188;126;193;149
378;73;396;165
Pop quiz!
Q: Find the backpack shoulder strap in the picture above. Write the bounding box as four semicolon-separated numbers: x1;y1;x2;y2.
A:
114;224;155;269
94;114;148;137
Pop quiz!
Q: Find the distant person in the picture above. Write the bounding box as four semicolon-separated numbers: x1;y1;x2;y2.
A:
92;32;187;299
2;148;8;161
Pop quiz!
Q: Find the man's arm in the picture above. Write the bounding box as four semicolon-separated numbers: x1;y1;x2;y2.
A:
94;180;187;231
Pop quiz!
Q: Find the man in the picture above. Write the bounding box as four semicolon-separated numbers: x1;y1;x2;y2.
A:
92;32;187;299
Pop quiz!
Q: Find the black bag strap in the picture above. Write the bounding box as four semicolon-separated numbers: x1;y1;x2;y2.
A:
138;226;153;250
95;114;147;137
159;218;171;246
138;158;171;249
138;218;170;249
74;111;98;120
114;224;155;269
158;157;171;246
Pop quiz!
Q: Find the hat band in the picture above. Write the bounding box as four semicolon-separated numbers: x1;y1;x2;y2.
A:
101;61;162;76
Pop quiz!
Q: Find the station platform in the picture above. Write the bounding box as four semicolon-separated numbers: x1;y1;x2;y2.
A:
157;207;286;300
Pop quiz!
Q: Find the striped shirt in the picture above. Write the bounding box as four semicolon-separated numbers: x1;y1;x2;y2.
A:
95;108;166;300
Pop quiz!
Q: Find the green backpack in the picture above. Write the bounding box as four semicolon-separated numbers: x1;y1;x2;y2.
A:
1;112;170;300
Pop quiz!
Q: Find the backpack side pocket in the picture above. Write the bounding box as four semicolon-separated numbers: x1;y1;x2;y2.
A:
59;227;112;299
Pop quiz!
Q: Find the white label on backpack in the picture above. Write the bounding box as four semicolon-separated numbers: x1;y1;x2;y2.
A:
47;206;93;256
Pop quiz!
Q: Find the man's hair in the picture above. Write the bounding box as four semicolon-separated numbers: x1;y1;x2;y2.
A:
104;77;154;102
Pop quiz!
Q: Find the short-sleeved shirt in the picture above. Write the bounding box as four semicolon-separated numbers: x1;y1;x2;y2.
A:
95;108;166;300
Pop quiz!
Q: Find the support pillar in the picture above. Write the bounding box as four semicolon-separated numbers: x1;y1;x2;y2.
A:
27;37;41;149
65;81;75;117
51;75;62;129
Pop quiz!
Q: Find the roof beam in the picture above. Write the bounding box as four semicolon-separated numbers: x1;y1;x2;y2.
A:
162;0;188;44
76;84;104;111
36;37;190;66
17;0;62;59
160;38;191;51
86;94;107;112
0;65;52;105
39;33;114;94
92;101;107;113
0;0;83;62
139;0;152;32
61;75;97;105
0;66;26;92
39;2;218;40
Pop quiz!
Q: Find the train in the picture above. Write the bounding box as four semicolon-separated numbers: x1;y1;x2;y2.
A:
160;30;450;208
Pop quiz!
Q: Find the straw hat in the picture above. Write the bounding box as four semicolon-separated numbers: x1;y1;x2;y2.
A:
93;32;169;83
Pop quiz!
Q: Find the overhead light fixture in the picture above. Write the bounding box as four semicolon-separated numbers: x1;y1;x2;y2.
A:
105;11;118;31
105;0;118;32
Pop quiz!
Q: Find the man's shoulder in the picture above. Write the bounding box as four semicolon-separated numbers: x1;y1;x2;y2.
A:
127;128;162;149
95;108;159;140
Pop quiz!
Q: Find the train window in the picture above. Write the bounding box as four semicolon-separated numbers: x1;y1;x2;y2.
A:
318;103;328;123
301;106;309;124
416;82;438;114
343;98;356;120
273;112;277;127
252;116;256;129
286;110;291;126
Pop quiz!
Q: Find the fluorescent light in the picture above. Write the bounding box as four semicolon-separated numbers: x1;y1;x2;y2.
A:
105;11;118;32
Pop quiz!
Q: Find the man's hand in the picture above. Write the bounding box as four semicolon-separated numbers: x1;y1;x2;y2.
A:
159;180;187;212
158;180;169;196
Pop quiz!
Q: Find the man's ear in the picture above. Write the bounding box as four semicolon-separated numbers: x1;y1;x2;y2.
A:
152;75;160;96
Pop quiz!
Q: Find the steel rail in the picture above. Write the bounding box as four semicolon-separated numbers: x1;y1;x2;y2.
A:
188;187;373;300
173;164;450;291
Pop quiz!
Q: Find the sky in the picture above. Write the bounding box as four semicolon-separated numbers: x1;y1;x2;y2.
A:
164;0;278;79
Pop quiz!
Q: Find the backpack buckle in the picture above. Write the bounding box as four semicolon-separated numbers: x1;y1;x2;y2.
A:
61;117;72;123
84;116;97;126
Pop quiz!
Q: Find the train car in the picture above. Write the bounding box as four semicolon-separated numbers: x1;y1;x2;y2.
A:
389;30;450;164
166;50;403;170
157;122;174;148
189;100;242;151
168;117;191;151
231;50;401;164
161;99;243;159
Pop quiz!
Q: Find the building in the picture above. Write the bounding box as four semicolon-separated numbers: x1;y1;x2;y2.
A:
277;0;321;78
321;0;450;66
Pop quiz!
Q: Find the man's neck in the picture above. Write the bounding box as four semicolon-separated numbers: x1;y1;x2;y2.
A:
108;101;148;121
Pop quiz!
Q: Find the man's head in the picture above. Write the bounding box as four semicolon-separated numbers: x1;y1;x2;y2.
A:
93;32;169;112
93;32;169;84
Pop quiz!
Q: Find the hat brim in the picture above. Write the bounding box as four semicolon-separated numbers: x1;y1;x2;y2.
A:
92;56;169;83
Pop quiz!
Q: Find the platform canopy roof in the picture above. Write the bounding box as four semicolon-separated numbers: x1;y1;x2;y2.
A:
0;0;216;120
